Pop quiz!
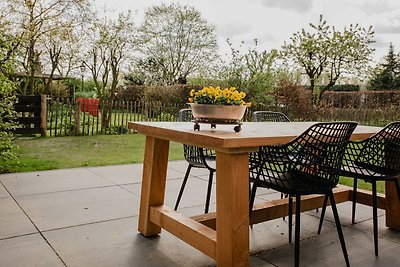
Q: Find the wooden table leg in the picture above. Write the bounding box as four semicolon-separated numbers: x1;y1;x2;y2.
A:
138;136;170;236
216;151;249;267
385;177;400;230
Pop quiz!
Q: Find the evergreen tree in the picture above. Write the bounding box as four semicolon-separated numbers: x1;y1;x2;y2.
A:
369;43;400;90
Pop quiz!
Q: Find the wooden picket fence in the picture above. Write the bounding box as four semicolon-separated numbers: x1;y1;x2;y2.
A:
44;96;400;137
46;97;183;136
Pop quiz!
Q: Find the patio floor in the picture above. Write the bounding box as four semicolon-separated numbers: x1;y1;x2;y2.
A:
1;161;400;266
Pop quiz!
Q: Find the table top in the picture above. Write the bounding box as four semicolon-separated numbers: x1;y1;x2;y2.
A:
128;121;381;153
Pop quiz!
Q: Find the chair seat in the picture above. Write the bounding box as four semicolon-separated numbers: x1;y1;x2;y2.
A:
341;164;399;181
189;156;216;169
255;170;337;195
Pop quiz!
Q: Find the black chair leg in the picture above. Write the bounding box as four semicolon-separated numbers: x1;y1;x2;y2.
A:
281;193;285;220
204;170;214;214
249;183;258;226
174;164;192;211
249;181;252;201
394;179;400;202
289;195;293;244
294;194;301;267
329;191;350;267
352;178;358;224
318;194;329;234
372;181;378;256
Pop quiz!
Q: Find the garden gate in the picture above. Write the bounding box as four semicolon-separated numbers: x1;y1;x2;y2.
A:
13;95;47;136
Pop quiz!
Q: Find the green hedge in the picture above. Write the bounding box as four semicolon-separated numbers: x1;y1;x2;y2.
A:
305;84;360;92
329;84;360;92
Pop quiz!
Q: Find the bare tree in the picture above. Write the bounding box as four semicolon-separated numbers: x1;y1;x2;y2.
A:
138;3;218;85
84;11;136;129
281;15;375;105
41;21;88;91
3;0;91;93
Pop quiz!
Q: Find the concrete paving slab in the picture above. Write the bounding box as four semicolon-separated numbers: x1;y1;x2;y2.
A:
257;226;400;267
42;213;338;267
0;183;9;198
250;211;336;254
164;203;215;217
0;168;114;196
1;162;400;267
165;167;194;180
14;186;140;231
166;160;190;172
168;160;214;176
87;164;144;185
249;257;275;267
184;167;213;177
0;233;64;267
350;213;400;245
43;216;215;267
123;176;217;212
316;201;385;228
0;194;37;239
88;163;186;185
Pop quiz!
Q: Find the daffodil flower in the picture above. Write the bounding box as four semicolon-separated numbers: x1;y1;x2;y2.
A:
189;86;247;106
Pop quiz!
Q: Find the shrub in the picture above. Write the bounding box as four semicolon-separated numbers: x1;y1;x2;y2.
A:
276;80;312;120
320;91;400;109
119;84;202;106
74;90;97;98
320;91;361;108
330;84;360;92
0;73;18;173
118;85;145;100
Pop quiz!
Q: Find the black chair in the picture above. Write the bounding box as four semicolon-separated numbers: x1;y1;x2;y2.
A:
249;122;357;267
318;121;400;256
251;111;291;212
252;111;291;122
174;109;216;214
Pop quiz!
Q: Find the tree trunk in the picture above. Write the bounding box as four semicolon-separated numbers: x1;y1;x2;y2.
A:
27;45;35;94
310;77;316;106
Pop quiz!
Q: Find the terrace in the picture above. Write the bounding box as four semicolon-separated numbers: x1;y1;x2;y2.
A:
1;162;399;266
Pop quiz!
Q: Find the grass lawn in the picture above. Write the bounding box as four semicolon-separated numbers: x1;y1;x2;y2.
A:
4;134;184;173
339;177;385;195
4;134;383;193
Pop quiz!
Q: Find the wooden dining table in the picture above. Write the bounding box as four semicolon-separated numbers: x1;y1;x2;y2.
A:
128;121;400;267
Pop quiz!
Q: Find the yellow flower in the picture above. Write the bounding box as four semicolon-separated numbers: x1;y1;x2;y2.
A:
189;86;247;106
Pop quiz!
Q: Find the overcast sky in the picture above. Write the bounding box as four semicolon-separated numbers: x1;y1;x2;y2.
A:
95;0;400;64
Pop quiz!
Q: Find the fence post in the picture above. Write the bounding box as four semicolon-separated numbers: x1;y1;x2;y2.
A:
75;101;81;135
40;94;47;137
144;101;149;121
